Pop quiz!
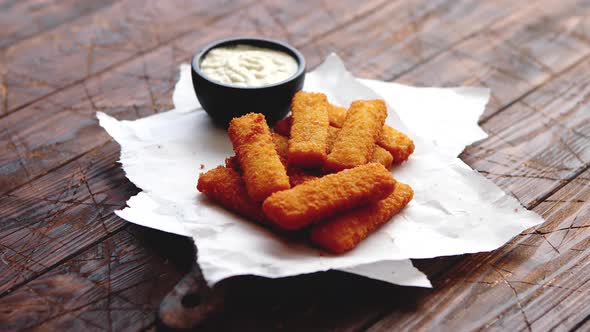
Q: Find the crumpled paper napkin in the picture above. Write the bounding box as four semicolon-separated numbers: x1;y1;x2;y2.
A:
97;54;544;288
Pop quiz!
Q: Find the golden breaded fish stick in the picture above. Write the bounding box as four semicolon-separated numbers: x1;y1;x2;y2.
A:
380;126;415;164
288;171;320;187
275;103;349;137
228;132;289;170
325;126;340;153
197;166;267;223
327;103;348;127
228;113;290;202
325;100;387;172
327;103;414;163
271;132;289;165
371;145;394;169
230;133;317;186
262;163;395;230
288;92;330;168
273;116;292;136
326;126;393;168
310;182;413;253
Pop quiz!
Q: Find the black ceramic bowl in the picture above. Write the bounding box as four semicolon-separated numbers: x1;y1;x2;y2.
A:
191;37;306;126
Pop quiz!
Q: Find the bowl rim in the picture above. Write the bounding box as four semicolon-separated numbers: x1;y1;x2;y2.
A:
191;37;306;90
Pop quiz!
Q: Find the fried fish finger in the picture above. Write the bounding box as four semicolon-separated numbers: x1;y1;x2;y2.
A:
371;145;394;169
271;132;289;165
327;103;348;127
380;125;415;164
228;113;290;202
327;103;414;164
288;91;330;168
197;166;267;223
288;170;320;187
325;100;387;172
273;103;357;136
310;182;413;253
326;126;393;168
262;163;395;230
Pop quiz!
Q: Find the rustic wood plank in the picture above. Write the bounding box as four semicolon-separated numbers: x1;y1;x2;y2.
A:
0;0;385;117
0;141;137;295
366;170;590;332
461;59;590;208
0;0;118;49
300;0;534;81
394;0;590;122
0;0;254;116
0;224;192;331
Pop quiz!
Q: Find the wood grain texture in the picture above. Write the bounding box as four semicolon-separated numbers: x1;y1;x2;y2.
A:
301;0;533;81
0;224;193;331
0;0;118;49
2;0;590;331
396;0;590;122
462;58;590;208
0;0;386;117
0;0;253;116
0;142;137;295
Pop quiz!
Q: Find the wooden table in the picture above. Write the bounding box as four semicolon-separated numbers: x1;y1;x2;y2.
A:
1;0;589;330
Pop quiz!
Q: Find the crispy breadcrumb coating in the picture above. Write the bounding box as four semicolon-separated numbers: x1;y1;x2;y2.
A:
288;92;330;168
197;166;267;223
327;102;414;164
325;100;387;172
327;103;348;127
288;170;320;187
310;182;413;253
228;113;290;202
271;132;289;165
379;125;415;164
326;126;393;169
262;163;395;230
371;145;394;169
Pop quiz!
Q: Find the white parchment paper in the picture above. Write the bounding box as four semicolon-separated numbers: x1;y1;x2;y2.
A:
98;54;544;288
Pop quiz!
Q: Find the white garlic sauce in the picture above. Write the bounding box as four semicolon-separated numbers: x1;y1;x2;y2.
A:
200;44;298;87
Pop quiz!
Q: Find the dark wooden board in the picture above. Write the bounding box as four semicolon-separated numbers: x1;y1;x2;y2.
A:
0;0;386;116
1;0;590;331
0;224;194;330
0;0;118;49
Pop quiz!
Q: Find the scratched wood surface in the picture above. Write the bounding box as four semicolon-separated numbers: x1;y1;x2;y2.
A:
0;0;589;331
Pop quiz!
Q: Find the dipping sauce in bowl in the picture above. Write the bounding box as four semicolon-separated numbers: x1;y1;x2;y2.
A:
192;37;306;126
200;45;298;87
